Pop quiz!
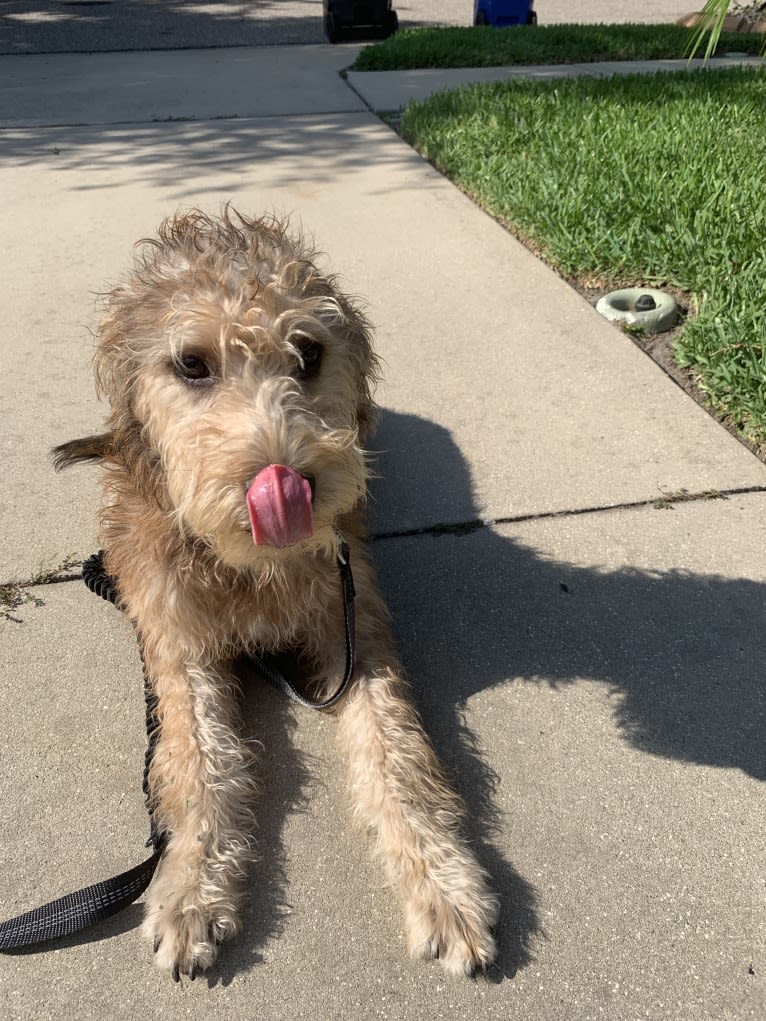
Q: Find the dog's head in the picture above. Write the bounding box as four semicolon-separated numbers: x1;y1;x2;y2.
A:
59;208;379;568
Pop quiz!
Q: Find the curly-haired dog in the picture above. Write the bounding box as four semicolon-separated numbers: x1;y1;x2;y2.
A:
54;209;498;980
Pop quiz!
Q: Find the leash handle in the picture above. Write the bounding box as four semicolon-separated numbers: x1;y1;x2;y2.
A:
0;846;164;952
0;553;164;952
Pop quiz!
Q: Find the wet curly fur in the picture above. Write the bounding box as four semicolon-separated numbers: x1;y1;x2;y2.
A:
55;208;498;980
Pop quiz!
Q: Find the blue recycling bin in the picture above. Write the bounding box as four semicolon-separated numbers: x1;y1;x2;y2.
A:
474;0;536;26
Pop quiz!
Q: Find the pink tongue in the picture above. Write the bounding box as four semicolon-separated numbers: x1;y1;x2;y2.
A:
246;465;313;548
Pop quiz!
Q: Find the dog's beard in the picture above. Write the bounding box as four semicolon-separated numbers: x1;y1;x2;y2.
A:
155;429;366;569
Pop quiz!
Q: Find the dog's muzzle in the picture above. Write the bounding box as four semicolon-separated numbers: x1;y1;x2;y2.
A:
246;464;314;547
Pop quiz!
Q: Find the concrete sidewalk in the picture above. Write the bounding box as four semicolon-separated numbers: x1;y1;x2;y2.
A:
1;37;765;1021
347;54;766;111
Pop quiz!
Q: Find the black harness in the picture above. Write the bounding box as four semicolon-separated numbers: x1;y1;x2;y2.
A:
0;540;355;951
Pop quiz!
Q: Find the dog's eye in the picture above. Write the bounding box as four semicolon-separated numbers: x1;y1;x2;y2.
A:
295;340;323;380
174;354;211;383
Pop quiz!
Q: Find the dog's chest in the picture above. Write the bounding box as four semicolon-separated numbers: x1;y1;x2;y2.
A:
214;564;339;656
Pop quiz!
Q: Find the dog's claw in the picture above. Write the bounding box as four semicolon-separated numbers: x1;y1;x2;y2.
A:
171;963;180;983
153;938;161;954
189;963;198;982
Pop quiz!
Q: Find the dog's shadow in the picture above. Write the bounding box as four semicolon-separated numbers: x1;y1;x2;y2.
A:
364;409;766;979
367;410;766;784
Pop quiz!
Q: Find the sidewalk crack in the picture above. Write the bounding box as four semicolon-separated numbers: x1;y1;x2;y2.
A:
371;484;766;542
1;555;82;622
5;482;766;616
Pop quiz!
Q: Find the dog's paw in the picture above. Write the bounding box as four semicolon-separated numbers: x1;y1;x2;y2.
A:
142;873;240;980
404;876;499;977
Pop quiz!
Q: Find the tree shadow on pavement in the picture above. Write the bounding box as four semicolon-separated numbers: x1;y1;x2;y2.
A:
0;117;425;202
0;0;468;55
0;0;326;54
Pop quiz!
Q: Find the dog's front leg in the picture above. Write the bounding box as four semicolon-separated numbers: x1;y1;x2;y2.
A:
140;640;257;979
334;567;499;976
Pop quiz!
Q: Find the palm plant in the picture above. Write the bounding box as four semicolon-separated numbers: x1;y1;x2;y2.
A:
688;1;766;58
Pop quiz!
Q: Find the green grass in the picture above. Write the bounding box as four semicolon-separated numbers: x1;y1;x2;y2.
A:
353;24;765;71
400;66;766;452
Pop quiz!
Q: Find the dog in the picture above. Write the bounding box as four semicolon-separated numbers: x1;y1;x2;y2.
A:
54;208;498;980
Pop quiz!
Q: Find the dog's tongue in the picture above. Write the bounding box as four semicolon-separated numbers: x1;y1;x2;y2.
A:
246;465;313;548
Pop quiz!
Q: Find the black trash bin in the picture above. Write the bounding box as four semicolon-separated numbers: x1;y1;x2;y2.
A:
323;1;399;43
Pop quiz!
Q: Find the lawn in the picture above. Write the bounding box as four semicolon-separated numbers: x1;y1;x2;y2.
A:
399;66;766;454
353;23;765;71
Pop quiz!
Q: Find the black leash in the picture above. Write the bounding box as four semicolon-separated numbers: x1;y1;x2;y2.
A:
0;538;356;951
0;848;165;952
250;533;356;711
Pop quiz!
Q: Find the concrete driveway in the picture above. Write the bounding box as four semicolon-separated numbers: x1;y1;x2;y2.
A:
0;0;701;52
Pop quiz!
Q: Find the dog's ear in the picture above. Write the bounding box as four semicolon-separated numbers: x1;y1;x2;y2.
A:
351;325;380;445
335;293;380;445
52;432;112;471
109;418;170;509
92;283;141;408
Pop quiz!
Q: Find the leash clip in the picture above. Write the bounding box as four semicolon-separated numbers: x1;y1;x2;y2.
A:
334;529;350;566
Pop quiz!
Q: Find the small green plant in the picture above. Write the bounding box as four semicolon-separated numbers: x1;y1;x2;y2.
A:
652;487;724;509
1;554;82;622
29;553;81;586
620;322;648;337
687;2;766;60
1;584;43;622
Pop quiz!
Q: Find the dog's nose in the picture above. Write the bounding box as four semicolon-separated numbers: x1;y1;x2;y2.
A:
243;470;316;502
302;473;316;503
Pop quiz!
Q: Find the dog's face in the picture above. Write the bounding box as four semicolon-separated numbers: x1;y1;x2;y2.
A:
94;210;378;569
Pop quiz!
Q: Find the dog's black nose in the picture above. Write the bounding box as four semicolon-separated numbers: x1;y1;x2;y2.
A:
302;473;316;502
